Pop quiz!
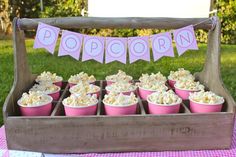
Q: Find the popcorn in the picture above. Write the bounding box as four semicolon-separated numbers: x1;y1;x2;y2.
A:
63;93;98;107
189;91;224;104
18;91;52;107
69;82;100;95
68;72;96;84
30;82;60;94
168;68;194;81
103;92;138;106
36;71;63;83
148;90;182;105
136;81;168;91
106;82;136;93
175;79;204;91
106;70;133;83
139;72;167;84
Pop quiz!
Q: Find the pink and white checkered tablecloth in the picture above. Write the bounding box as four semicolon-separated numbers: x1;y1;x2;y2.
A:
1;119;236;157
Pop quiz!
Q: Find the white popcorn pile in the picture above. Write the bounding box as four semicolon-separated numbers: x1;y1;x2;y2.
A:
68;72;96;84
103;92;138;106
18;91;52;107
63;93;98;107
168;68;194;81
189;91;224;104
136;81;168;91
148;90;182;105
69;82;100;95
30;82;60;94
139;72;167;84
105;70;133;83
106;82;137;93
36;71;63;83
175;78;204;91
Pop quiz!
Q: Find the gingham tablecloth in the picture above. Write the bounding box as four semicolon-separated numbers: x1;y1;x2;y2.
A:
1;119;236;157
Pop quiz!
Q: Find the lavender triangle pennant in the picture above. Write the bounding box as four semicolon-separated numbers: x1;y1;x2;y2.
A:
151;32;174;61
82;35;105;63
34;22;60;54
173;25;198;56
105;37;127;64
58;30;83;60
128;36;150;63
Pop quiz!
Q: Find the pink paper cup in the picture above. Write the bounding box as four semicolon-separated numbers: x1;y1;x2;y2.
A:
103;102;138;116
63;101;98;116
138;86;165;100
106;80;114;86
47;87;61;101
53;81;63;87
168;79;176;88
17;96;53;116
147;96;181;114
189;98;224;113
69;83;76;88
174;85;200;100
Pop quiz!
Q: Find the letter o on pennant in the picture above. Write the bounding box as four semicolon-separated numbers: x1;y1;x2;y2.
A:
129;39;147;56
62;34;80;52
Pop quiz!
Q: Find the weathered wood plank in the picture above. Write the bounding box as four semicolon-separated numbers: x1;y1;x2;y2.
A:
18;17;213;30
5;113;234;153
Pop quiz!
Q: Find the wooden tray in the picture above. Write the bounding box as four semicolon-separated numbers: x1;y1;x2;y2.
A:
2;16;236;153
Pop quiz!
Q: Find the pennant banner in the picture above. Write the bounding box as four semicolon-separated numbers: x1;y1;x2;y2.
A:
34;22;60;54
128;36;150;63
82;35;105;63
151;32;174;61
105;37;127;64
58;30;83;60
173;25;198;56
33;22;201;63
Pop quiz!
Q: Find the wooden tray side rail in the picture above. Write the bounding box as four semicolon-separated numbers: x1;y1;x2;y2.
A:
2;16;236;153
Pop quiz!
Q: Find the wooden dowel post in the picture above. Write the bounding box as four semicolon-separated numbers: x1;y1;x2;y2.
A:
17;17;213;30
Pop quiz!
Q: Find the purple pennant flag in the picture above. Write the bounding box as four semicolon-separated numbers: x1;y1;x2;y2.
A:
105;37;127;64
58;30;83;60
34;22;60;54
128;36;150;63
173;25;198;56
82;35;105;63
151;32;174;61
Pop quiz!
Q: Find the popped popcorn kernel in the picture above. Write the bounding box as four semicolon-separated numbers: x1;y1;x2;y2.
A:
103;92;138;106
175;78;204;91
189;91;224;104
106;82;137;93
69;82;100;95
18;91;52;107
105;70;133;83
36;71;63;83
68;72;96;84
136;81;168;91
63;93;98;107
30;82;60;94
139;72;167;84
168;68;194;81
148;90;182;105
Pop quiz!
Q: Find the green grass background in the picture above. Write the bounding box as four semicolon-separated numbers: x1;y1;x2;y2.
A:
0;39;236;124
